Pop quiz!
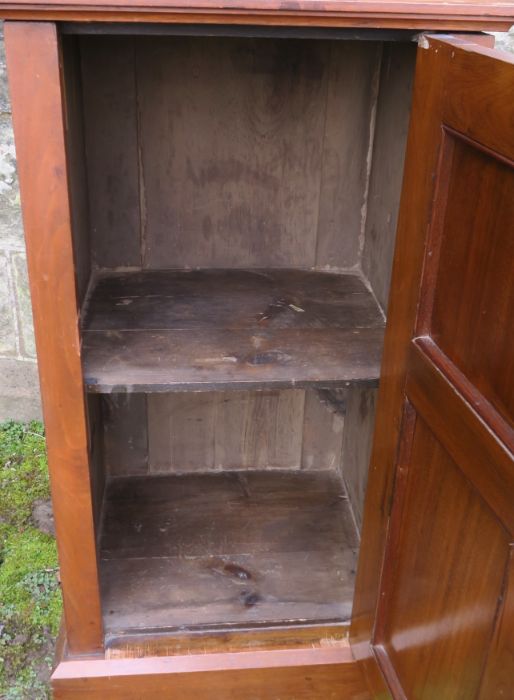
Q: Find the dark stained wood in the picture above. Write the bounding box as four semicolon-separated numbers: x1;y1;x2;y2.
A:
86;394;106;532
84;269;383;330
423;133;514;430
81;268;384;392
52;648;371;700
408;342;514;531
376;415;510;699
479;545;514;699
99;470;358;633
361;41;417;311
4;21;103;654
353;35;514;698
80;36;141;268
84;326;383;392
1;0;513;30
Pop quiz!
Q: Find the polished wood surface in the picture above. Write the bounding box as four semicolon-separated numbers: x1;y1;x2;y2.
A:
100;471;357;633
82;269;384;392
0;0;512;29
53;646;371;700
354;35;514;698
4;21;103;654
105;624;349;657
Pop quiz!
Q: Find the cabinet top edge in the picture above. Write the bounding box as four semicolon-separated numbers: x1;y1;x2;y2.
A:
0;1;512;31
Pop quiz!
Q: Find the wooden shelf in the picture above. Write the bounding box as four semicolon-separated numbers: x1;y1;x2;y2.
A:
99;470;358;636
81;269;384;393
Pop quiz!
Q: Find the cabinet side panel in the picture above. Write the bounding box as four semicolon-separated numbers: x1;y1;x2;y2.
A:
361;42;416;311
61;34;92;306
315;41;381;271
4;21;103;653
340;385;377;532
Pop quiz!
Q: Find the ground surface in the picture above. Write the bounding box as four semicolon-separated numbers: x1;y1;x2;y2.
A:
0;421;60;700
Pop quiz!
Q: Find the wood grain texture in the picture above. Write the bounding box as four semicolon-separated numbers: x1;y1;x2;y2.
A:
351;35;514;696
425;134;514;430
137;37;327;269
102;388;348;476
341;385;377;532
86;394;106;532
102;394;148;476
1;0;513;30
147;390;305;472
99;471;358;633
60;34;91;306
479;545;514;699
80;36;141;268
81;268;384;392
301;389;346;470
361;41;416;311
376;415;510;699
52;648;371;700
4;21;103;654
352;35;514;698
105;624;349;657
314;41;380;269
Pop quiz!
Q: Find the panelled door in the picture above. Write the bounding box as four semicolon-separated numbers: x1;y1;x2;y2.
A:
353;36;514;699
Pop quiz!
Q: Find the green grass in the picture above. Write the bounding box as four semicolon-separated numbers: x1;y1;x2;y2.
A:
0;420;60;700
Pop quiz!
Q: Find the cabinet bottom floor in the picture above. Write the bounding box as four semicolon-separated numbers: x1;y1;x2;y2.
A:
99;469;359;638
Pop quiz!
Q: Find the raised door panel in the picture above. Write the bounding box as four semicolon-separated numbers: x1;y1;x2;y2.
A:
352;36;514;699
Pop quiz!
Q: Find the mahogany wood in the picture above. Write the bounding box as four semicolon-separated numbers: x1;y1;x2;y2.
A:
353;35;514;698
52;647;371;699
0;0;512;30
3;21;103;654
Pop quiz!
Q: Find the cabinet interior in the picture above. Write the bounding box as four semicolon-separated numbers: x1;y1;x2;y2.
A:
62;30;416;649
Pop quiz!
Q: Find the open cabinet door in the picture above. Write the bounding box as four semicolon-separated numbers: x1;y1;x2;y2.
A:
352;36;514;699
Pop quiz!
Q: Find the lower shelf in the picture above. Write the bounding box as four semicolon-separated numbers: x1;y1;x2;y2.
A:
99;470;359;637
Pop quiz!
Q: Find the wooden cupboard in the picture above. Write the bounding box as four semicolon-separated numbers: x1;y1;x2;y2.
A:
1;2;513;697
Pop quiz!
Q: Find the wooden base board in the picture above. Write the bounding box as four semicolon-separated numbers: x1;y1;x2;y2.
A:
52;645;373;699
105;622;349;658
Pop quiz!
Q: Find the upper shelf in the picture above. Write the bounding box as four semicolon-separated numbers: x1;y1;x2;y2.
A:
81;268;385;393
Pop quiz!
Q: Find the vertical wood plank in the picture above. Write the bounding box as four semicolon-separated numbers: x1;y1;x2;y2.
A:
103;394;148;477
218;390;304;469
301;390;345;471
137;37;328;269
60;34;91;306
341;386;377;531
81;36;141;268
86;394;106;532
315;42;381;271
148;393;217;472
146;390;305;472
4;21;103;653
361;42;417;310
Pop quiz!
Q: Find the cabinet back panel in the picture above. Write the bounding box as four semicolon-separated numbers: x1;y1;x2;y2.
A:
80;37;380;271
101;389;346;475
